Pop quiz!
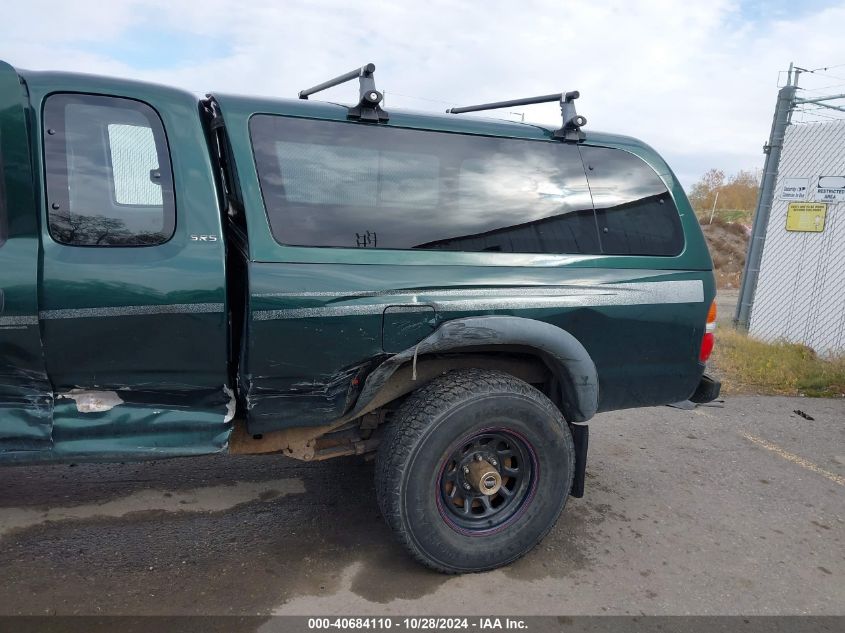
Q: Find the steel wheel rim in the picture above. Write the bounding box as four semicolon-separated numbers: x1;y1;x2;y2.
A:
436;427;538;536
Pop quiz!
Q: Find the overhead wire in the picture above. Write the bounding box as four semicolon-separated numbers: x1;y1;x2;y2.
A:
789;63;845;125
795;66;845;84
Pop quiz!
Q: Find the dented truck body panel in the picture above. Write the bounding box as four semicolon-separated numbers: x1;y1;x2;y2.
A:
2;386;233;464
0;68;233;461
348;316;600;424
0;63;716;464
0;61;54;451
243;261;710;433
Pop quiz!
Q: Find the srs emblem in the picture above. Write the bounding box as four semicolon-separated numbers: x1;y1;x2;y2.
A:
190;234;218;242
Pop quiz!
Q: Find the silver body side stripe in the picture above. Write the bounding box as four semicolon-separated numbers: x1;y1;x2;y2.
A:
0;315;40;327
253;280;704;321
38;303;225;320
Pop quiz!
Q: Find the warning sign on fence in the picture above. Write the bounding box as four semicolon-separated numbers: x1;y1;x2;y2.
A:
786;202;827;232
815;176;845;202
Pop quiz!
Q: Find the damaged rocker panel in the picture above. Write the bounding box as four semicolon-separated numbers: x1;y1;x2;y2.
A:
0;385;235;464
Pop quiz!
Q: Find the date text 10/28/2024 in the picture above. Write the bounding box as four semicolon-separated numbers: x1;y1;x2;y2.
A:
308;618;528;630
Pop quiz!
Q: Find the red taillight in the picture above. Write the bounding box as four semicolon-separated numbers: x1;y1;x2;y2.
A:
700;299;717;362
699;332;715;362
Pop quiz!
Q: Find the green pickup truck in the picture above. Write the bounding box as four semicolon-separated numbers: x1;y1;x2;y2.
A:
0;60;719;572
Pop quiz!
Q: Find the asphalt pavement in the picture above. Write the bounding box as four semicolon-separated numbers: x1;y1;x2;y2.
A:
0;395;842;617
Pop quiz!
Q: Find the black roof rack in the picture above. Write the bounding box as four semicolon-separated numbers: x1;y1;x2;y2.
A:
298;63;388;123
447;91;586;141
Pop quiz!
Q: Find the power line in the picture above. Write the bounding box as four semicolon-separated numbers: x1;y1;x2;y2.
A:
385;91;455;106
795;109;842;120
798;82;845;94
386;91;529;122
795;66;845;83
805;63;845;72
812;70;845;82
792;106;845;123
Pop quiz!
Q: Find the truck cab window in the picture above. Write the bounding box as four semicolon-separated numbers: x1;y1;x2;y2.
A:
44;94;175;246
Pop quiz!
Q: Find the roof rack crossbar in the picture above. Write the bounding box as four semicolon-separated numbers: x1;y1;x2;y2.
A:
447;91;586;141
298;63;388;123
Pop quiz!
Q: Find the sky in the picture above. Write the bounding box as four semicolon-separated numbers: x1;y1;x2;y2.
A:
3;0;845;188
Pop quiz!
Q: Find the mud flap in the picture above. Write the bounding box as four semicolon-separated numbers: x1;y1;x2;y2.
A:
570;423;588;498
690;373;721;404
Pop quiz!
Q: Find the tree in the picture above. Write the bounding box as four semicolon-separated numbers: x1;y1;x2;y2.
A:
49;210;165;245
719;170;760;212
688;168;725;213
688;168;760;220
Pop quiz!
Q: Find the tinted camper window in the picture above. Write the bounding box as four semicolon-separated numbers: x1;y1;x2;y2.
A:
580;146;684;256
250;116;601;254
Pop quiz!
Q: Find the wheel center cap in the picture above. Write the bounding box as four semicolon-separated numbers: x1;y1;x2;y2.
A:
466;459;502;496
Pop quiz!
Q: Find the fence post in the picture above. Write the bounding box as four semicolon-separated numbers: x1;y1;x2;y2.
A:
734;83;796;329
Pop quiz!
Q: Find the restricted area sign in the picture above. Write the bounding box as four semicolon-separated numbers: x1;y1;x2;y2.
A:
786;202;827;232
816;176;845;202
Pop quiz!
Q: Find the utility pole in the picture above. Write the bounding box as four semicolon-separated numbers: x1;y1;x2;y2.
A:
734;66;797;329
708;189;720;224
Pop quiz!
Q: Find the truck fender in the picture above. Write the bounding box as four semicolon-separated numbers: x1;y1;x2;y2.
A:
348;316;599;423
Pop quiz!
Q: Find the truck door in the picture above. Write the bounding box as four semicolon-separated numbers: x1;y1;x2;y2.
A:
30;81;231;455
0;61;53;451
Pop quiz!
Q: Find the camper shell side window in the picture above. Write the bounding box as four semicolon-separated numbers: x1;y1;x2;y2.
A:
249;116;602;255
581;145;685;256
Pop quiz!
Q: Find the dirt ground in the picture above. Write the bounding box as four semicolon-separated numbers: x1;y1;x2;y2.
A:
715;288;739;325
0;396;842;618
700;219;749;290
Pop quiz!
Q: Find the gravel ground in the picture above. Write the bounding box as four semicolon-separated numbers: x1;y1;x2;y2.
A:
0;395;842;617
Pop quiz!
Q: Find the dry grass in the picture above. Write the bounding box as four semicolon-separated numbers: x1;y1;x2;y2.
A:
696;208;754;225
711;328;845;398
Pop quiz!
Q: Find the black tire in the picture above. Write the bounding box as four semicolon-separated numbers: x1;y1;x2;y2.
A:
375;368;575;573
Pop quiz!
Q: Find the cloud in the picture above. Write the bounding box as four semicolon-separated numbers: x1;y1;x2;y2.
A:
3;0;844;187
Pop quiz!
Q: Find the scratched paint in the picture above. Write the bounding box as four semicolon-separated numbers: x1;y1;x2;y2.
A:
252;280;705;321
58;389;125;413
223;385;236;423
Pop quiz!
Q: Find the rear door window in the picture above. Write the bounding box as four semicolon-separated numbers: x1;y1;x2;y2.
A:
580;146;684;256
43;94;175;246
250;116;600;254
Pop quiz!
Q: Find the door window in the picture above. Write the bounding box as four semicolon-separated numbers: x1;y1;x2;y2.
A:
44;94;175;246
